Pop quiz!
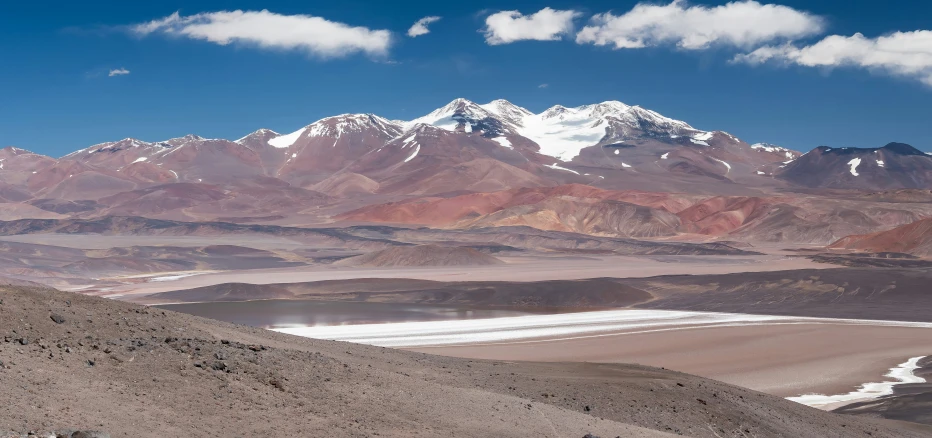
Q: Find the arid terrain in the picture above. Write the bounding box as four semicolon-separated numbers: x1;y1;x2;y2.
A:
3;97;932;436
3;285;932;438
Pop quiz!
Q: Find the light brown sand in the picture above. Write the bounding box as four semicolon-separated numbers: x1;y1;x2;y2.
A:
0;234;309;250
411;323;932;400
108;254;827;299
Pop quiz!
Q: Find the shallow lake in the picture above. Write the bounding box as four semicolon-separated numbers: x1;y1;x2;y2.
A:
158;300;568;329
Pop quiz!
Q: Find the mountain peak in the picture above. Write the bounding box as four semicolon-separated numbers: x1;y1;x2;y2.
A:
235;128;281;144
480;99;533;126
429;98;482;115
812;143;925;157
881;142;924;156
94;138;153;151
486;98;513;106
161;135;205;147
590;100;631;113
540;105;571;119
0;146;33;155
306;114;402;139
406;98;495;132
448;97;477;106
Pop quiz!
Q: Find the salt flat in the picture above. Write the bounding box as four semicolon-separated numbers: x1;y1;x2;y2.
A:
275;309;932;405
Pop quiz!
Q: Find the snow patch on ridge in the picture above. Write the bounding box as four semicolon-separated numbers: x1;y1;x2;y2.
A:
545;163;580;175
491;137;512;149
269;128;306;148
712;158;731;172
752;143;786;153
404;145;421;163
848;158;862;176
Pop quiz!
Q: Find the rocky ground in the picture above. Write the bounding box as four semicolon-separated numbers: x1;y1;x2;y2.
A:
2;285;932;437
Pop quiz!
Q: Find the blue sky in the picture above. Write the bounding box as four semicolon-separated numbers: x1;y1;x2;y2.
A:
2;0;932;157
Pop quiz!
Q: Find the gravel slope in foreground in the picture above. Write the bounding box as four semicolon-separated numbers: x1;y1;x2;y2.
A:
1;286;931;437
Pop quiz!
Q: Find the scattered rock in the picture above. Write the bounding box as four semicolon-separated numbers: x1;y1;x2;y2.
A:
269;377;285;391
50;314;66;324
69;431;110;438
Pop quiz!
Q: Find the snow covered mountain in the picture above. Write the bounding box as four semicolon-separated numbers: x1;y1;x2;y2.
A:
0;96;819;212
3;96;930;227
401;98;707;162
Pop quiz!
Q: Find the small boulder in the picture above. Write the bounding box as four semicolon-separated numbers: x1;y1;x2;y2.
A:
71;431;111;438
50;314;66;324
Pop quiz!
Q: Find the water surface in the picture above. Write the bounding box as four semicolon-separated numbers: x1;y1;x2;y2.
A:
158;300;563;329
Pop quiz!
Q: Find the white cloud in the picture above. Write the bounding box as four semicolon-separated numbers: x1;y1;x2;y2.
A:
133;10;392;58
108;68;131;77
734;31;932;86
482;8;582;45
538;83;549;88
407;16;441;38
576;0;823;50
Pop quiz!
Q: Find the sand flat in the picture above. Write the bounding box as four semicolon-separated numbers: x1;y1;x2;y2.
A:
416;324;932;398
111;254;827;299
0;233;310;250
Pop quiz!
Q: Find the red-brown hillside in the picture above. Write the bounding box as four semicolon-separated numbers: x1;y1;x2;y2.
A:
830;217;932;257
338;184;699;226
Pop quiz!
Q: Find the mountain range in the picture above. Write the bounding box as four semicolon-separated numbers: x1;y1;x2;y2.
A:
2;97;932;249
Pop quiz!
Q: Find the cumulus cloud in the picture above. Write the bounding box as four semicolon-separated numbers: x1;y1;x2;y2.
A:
482;8;582;45
108;68;131;77
576;0;823;50
407;16;441;38
733;31;932;86
132;10;392;58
